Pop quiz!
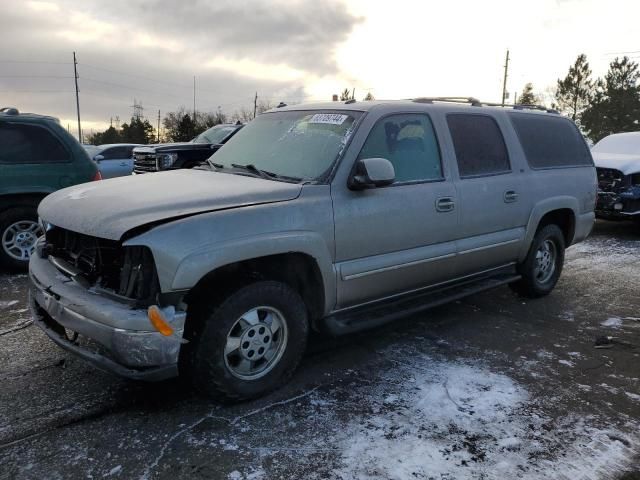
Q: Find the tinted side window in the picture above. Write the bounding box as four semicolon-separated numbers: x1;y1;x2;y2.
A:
510;114;592;168
447;114;510;177
102;147;130;159
358;114;442;183
0;122;70;164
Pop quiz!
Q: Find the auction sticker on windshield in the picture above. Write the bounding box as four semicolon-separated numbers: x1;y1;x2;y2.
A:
309;113;349;125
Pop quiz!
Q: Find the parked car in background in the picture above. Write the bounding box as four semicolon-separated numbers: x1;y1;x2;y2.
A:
83;144;140;179
31;98;596;401
0;107;100;270
591;132;640;224
133;122;243;174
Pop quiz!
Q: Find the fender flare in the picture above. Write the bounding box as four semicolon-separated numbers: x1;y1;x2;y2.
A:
171;230;336;313
518;196;579;261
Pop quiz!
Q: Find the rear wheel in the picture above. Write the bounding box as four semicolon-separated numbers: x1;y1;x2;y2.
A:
510;224;565;298
184;281;309;402
0;207;43;271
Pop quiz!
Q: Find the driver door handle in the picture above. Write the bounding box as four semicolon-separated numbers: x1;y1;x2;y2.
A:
436;196;456;212
504;190;519;203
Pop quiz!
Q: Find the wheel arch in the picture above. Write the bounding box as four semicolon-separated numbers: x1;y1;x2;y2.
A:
184;252;327;326
0;192;51;213
519;197;578;262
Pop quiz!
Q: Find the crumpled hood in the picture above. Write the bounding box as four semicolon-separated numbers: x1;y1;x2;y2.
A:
592;152;640;175
39;169;302;240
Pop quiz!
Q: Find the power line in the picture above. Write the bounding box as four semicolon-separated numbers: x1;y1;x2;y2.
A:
0;60;71;65
0;89;74;93
0;75;74;78
604;50;640;56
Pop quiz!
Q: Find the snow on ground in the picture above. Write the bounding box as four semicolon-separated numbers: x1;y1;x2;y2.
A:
327;352;636;480
199;345;638;480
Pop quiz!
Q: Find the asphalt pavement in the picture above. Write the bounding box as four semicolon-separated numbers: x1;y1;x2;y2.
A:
1;220;639;480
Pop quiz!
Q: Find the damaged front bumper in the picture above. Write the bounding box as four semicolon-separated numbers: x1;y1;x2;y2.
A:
29;250;185;381
596;187;640;220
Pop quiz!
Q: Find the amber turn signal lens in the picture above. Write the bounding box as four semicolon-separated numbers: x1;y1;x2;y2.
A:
148;305;174;336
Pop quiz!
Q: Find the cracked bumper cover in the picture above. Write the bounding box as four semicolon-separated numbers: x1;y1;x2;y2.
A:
596;188;640;219
29;251;185;381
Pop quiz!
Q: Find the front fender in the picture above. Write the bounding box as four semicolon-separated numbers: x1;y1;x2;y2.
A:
171;230;336;313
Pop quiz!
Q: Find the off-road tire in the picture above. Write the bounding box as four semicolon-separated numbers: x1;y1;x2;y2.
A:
509;224;565;298
0;206;40;272
184;281;309;402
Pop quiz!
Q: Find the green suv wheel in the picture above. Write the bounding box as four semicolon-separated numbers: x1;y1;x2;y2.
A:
0;207;43;271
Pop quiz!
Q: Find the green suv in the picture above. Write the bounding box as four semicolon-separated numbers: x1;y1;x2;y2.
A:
0;107;99;270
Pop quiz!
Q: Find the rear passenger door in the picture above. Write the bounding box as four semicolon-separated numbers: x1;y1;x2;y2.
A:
445;113;531;276
332;113;458;308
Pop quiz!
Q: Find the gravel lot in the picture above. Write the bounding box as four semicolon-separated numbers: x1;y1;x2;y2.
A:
1;221;639;480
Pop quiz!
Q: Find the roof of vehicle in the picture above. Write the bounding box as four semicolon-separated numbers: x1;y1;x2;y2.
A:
592;131;640;154
0;107;60;123
270;98;562;118
94;143;142;149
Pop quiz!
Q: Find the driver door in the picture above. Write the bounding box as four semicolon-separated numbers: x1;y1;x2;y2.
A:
331;113;459;309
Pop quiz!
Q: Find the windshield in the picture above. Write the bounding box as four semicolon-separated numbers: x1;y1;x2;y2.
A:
193;125;237;144
211;110;361;181
592;133;640;154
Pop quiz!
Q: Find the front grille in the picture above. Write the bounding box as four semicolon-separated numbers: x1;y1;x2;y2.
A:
45;227;159;306
597;167;627;193
134;153;158;174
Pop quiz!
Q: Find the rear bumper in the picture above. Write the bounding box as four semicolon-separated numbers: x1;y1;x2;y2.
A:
29;251;184;381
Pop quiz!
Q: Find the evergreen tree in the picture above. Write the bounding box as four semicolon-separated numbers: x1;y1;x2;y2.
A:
120;117;155;144
363;92;375;101
556;54;594;122
581;56;640;142
339;88;354;101
518;83;538;105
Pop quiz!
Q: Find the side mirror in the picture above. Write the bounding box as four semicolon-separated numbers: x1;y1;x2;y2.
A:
349;158;395;190
94;154;105;162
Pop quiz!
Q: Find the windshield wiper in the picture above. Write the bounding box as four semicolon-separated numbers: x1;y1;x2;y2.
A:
231;163;277;180
207;159;224;170
230;163;304;183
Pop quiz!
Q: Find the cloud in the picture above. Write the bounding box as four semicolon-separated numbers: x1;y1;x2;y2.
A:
0;0;359;131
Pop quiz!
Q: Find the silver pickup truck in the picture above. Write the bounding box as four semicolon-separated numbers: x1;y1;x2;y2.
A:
30;98;597;401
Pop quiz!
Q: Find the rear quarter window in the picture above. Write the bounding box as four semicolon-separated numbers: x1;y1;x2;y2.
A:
0;122;70;164
509;114;592;168
447;114;511;178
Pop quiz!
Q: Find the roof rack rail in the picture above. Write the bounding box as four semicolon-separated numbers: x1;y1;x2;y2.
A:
481;101;559;114
412;97;482;106
0;107;19;115
410;97;559;114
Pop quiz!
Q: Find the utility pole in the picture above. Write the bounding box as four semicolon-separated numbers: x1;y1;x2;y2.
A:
193;76;196;123
157;109;161;143
73;52;82;143
352;87;355;100
253;91;258;119
501;49;510;107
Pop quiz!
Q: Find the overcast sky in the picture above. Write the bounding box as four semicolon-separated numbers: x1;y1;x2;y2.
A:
1;0;639;138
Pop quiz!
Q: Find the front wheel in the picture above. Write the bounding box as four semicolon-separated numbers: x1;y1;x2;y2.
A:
510;224;565;298
184;281;309;402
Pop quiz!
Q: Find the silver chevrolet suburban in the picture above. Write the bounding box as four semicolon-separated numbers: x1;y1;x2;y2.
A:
29;98;597;401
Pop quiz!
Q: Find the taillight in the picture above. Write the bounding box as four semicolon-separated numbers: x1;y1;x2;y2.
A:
93;170;103;181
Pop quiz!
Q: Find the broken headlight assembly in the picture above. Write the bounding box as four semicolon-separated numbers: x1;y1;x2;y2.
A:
157;153;178;170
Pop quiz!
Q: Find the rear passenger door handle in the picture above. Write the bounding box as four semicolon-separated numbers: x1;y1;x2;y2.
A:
504;190;519;203
436;197;456;212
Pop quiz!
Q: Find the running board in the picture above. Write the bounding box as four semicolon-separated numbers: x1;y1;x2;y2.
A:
321;273;521;335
